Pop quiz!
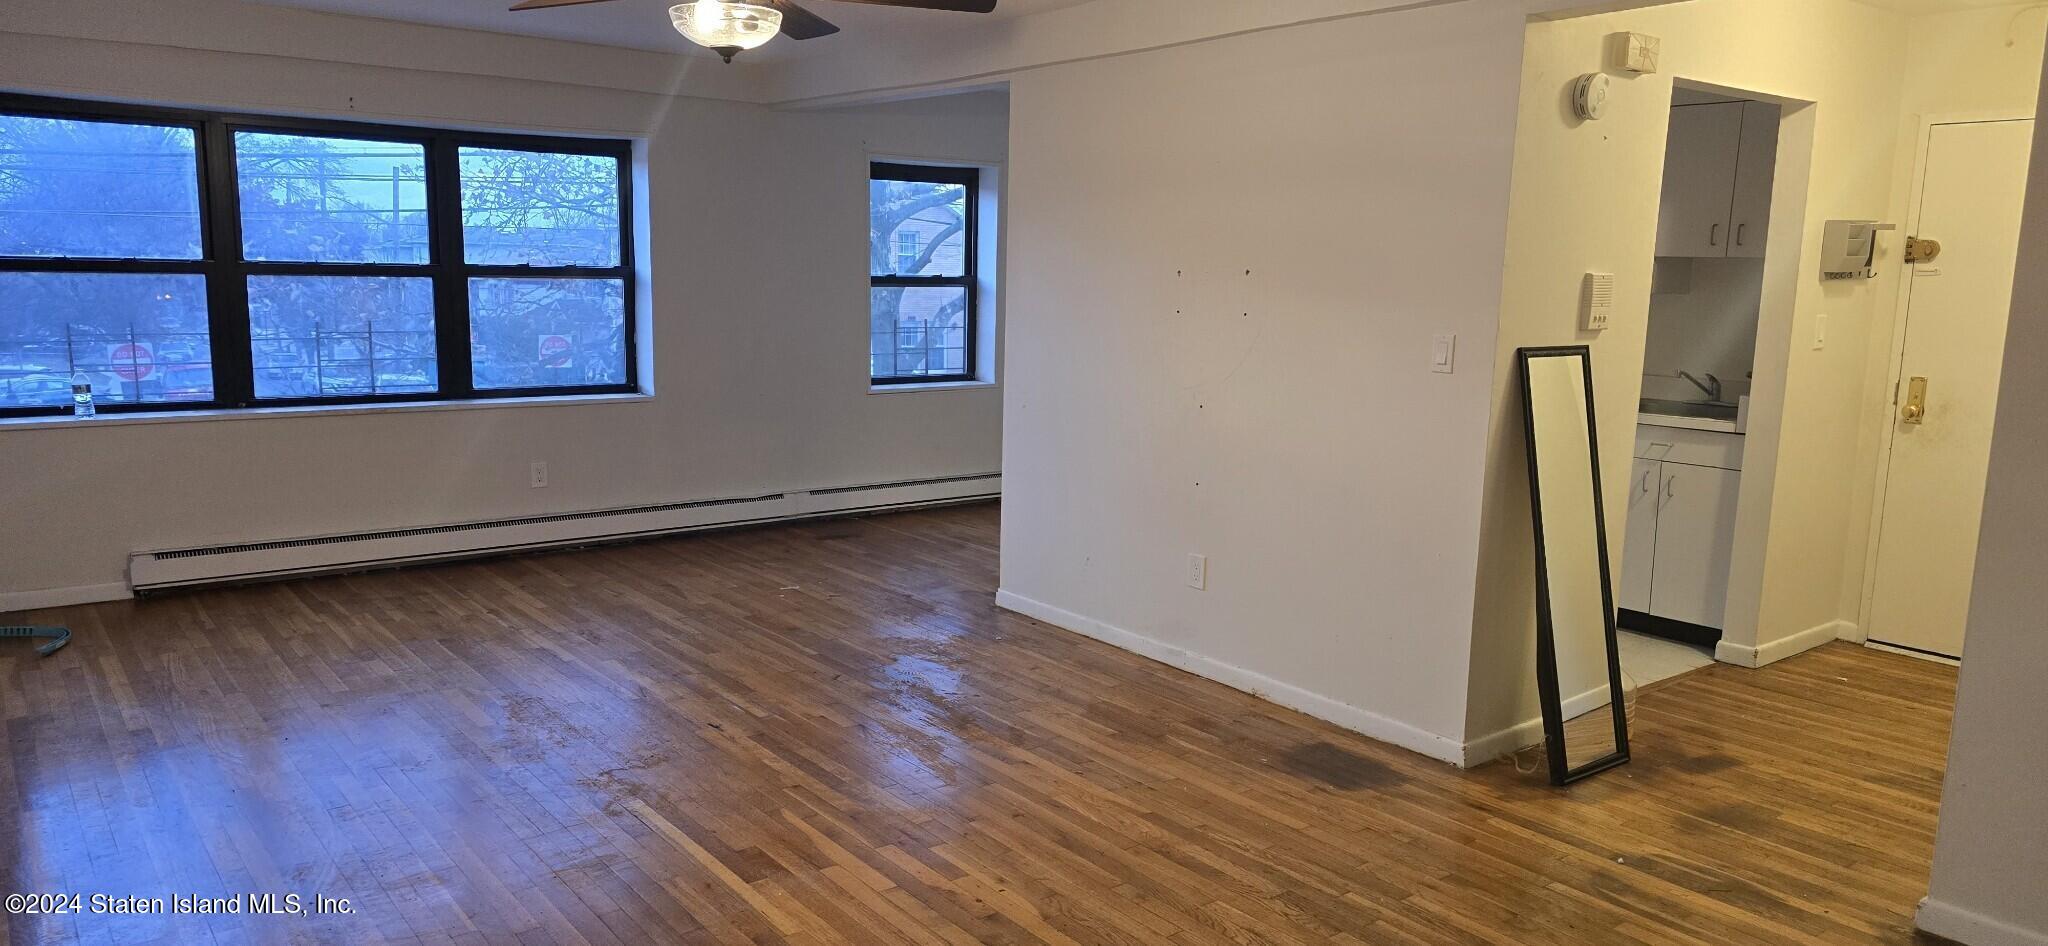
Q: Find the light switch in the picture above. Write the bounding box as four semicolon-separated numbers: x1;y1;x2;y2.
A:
1431;333;1457;374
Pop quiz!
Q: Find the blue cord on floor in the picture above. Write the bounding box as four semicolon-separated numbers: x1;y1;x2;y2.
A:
0;626;70;657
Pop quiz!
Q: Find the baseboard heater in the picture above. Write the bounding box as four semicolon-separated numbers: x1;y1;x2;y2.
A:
127;473;1000;594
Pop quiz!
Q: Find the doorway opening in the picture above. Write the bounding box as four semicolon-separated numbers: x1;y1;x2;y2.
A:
1615;82;1785;687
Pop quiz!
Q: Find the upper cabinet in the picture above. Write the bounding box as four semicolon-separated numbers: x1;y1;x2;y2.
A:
1728;102;1779;259
1656;101;1780;259
1657;103;1744;257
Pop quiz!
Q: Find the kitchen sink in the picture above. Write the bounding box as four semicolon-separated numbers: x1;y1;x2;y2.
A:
1640;397;1739;421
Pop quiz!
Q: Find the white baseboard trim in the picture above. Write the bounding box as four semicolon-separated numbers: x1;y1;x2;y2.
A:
1918;897;2048;946
1715;619;1853;668
1864;641;1961;666
1458;682;1615;767
0;581;133;615
994;589;1464;766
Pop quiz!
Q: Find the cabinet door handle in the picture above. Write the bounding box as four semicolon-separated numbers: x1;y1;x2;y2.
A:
1640;470;1654;496
1662;475;1677;507
1710;223;1721;247
1736;223;1748;246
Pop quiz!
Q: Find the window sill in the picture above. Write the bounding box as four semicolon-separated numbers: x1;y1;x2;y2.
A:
868;379;998;395
0;392;654;432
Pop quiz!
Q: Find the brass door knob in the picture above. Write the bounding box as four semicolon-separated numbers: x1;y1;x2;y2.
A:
1902;376;1929;425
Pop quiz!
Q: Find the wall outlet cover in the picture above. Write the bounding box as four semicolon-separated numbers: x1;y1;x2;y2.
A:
1186;553;1208;591
530;461;549;488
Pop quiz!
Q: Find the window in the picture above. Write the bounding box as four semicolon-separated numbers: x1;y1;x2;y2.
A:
894;232;922;274
870;162;976;384
0;93;635;416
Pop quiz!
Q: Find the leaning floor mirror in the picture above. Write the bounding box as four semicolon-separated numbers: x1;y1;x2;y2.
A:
1518;346;1630;786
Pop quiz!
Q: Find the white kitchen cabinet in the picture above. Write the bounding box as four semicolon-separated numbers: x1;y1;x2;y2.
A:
1655;101;1780;259
1619;458;1661;614
1656;102;1744;258
1728;101;1780;259
1647;464;1743;629
1621;425;1744;634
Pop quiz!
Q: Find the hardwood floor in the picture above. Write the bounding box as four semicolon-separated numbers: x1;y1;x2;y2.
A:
1;503;1956;945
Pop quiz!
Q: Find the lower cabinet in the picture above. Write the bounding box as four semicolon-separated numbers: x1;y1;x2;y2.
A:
1645;463;1742;629
1620;428;1744;640
1619;459;1662;614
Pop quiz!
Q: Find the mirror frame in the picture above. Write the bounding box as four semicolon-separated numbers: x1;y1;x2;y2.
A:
1517;345;1631;786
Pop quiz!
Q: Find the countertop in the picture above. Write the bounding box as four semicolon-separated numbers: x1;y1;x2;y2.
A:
1638;412;1742;435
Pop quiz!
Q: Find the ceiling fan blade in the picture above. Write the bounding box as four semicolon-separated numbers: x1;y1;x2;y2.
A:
509;0;618;10
763;0;841;40
820;0;997;11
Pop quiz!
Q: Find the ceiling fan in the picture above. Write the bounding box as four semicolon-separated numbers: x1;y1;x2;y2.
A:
508;0;998;63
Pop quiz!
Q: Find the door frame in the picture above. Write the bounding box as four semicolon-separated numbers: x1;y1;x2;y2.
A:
1852;109;2035;653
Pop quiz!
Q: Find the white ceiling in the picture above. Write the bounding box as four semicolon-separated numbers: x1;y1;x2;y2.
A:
248;0;1093;62
1853;0;2047;12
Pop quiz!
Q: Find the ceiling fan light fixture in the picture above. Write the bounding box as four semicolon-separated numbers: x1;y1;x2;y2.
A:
670;1;783;62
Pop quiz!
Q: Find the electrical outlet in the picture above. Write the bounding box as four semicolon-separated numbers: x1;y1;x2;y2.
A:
530;461;549;489
1186;553;1208;591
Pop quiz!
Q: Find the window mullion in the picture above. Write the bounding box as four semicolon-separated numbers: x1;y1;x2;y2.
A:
201;116;255;408
964;172;979;379
428;139;473;398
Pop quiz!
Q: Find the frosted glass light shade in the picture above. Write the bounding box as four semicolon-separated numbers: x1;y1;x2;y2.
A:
670;2;783;57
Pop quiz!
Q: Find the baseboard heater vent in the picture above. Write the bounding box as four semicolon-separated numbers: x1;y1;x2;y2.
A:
150;492;783;561
129;473;999;594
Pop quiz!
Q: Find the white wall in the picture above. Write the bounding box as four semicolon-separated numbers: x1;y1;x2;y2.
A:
1643;257;1765;402
996;0;1529;761
0;10;1009;604
1467;0;1926;752
1917;49;2048;946
1844;1;2048;635
1466;0;2046;753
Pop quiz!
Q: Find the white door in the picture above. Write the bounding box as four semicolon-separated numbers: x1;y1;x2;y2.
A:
1618;458;1661;613
1657;102;1745;258
1868;119;2035;659
1727;101;1780;260
1649;464;1742;629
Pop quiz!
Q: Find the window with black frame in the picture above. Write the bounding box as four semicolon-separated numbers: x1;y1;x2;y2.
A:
869;162;976;384
0;94;634;417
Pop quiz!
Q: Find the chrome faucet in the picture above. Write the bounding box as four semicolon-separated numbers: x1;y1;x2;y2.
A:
1679;370;1724;403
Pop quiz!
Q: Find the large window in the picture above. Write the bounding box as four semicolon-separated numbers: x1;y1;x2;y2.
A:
0;94;634;416
869;162;977;384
